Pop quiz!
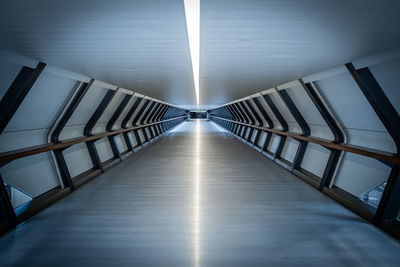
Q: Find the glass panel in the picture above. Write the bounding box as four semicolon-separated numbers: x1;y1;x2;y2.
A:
359;181;386;208
3;181;32;209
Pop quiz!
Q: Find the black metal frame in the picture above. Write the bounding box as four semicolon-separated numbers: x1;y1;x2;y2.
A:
139;101;157;143
50;80;95;190
106;94;133;160
300;79;345;190
132;99;151;146
262;94;288;159
121;97;143;151
209;62;400;240
0;174;17;227
238;101;255;141
0;62;46;134
245;99;262;145
277;89;310;171
346;63;400;226
251;97;274;151
84;89;120;171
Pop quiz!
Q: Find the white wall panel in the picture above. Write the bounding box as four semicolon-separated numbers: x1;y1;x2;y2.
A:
255;96;282;130
300;143;330;177
369;58;400;115
96;137;114;162
334;153;391;196
268;92;301;133
1;153;59;197
280;138;298;163
113;96;139;130
64;143;94;178
0;72;76;151
284;84;333;139
316;72;396;153
115;134;128;153
266;134;280;154
59;85;109;140
92;91;127;134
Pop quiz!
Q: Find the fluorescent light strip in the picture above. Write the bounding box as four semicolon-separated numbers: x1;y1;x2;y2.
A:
184;0;200;106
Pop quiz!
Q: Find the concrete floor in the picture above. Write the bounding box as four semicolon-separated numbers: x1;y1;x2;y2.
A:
0;120;399;266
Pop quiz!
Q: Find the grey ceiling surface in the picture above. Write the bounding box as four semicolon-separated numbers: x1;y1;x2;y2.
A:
1;0;400;108
0;0;196;105
200;0;400;106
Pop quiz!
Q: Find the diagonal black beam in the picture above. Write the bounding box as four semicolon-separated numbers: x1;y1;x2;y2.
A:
299;79;345;190
139;101;156;143
277;89;310;171
121;97;143;129
262;94;288;159
132;99;151;146
142;101;159;141
245;99;263;145
84;88;120;171
239;101;255;141
106;94;133;159
0;174;17;227
346;63;400;151
49;79;94;190
121;97;143;151
151;104;167;135
232;103;246;136
226;105;240;134
106;94;133;132
346;62;400;225
0;62;46;135
51;80;95;142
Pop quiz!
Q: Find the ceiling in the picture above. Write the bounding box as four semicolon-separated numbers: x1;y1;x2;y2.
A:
0;0;196;105
1;0;400;109
200;0;400;106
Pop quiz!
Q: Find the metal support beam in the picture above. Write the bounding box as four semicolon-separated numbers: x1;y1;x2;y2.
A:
141;102;158;141
239;101;255;141
147;103;162;137
49;79;95;189
277;89;310;171
53;149;75;190
132;99;151;146
232;103;246;137
236;102;251;139
226;105;240;134
375;165;400;225
252;97;274;149
106;94;133;159
121;97;143;151
139;101;156;143
0;62;46;135
245;100;262;144
262;94;288;159
346;63;400;151
0;174;17;226
51;80;95;142
300;79;345;190
84;89;119;170
346;62;400;225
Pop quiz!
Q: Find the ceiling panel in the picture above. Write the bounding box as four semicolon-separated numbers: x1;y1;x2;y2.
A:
0;0;196;105
1;0;400;109
200;0;400;107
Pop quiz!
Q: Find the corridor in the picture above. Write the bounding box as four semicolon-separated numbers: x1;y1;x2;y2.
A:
0;120;399;266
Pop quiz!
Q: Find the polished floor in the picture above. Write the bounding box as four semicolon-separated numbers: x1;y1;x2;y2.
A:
0;121;399;266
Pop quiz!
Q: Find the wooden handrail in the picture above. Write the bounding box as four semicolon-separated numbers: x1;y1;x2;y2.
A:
0;116;186;163
210;115;400;165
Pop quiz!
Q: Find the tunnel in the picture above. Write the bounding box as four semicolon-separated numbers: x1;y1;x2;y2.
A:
0;0;400;266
